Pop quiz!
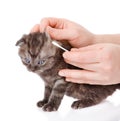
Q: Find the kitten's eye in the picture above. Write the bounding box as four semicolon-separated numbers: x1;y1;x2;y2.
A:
38;59;46;65
24;58;30;64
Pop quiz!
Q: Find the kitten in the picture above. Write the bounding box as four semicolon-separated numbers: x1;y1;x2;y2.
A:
16;32;120;112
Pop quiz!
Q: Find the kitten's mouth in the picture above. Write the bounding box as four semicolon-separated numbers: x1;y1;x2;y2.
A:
35;70;44;73
27;68;37;72
31;69;36;72
27;68;43;73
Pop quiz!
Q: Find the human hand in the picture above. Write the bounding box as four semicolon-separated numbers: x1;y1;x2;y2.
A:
59;43;120;85
31;17;95;48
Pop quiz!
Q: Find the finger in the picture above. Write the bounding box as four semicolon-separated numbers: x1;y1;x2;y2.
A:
66;77;96;85
65;77;104;85
77;44;104;52
46;26;77;40
70;44;105;53
40;17;64;32
71;48;79;51
63;51;100;64
59;69;100;83
30;24;40;33
65;59;100;71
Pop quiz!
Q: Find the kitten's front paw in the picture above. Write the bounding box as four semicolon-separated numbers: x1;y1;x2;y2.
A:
37;100;48;108
43;103;58;112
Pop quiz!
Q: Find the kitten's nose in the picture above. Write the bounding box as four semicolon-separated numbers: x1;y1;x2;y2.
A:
31;67;36;72
29;65;37;72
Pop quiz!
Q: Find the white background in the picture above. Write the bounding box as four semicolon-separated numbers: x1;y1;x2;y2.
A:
0;0;120;121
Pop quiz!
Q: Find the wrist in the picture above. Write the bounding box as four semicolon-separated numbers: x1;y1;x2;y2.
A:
88;33;97;45
93;34;105;44
93;34;120;44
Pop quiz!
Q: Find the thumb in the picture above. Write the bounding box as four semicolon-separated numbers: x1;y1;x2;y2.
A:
46;26;74;40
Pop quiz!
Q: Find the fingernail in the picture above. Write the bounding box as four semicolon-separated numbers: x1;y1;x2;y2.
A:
66;78;70;82
58;71;65;76
63;52;68;58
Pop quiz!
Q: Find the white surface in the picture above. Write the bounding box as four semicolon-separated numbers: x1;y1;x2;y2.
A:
0;0;120;121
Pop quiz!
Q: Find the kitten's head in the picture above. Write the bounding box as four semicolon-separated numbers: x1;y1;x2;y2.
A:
16;32;61;73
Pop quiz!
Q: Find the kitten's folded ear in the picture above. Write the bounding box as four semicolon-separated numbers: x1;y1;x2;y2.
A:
15;35;27;46
44;32;52;40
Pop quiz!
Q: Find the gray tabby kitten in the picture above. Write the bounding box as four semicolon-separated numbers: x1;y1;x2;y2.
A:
16;32;120;112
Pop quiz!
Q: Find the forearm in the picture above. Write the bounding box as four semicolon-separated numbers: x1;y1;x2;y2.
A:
94;34;120;45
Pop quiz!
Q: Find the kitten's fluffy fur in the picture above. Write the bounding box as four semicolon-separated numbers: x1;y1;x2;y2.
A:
16;32;120;112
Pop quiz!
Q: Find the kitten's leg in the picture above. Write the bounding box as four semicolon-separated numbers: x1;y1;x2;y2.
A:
43;79;67;112
71;85;116;109
37;84;52;108
71;99;99;109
